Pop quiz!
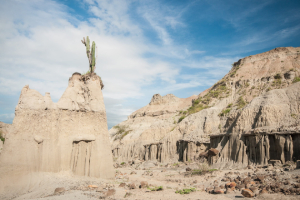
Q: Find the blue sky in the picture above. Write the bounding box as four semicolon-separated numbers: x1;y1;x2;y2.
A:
0;0;300;129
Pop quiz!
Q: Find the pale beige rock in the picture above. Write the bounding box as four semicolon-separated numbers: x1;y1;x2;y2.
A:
109;47;300;167
0;73;114;194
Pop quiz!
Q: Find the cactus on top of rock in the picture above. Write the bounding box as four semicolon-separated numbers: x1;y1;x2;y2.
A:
81;36;97;73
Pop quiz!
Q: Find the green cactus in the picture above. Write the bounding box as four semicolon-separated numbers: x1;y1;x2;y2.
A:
86;36;90;57
91;41;95;72
81;36;97;73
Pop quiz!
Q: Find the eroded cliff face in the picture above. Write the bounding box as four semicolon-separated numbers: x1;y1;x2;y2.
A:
0;73;114;179
109;47;300;166
110;94;199;163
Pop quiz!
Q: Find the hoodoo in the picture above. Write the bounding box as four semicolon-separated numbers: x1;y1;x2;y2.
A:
0;73;114;178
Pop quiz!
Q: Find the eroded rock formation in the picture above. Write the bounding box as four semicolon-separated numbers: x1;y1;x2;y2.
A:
109;47;300;167
0;73;114;178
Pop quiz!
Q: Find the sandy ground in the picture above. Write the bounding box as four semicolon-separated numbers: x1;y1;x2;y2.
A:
1;162;300;200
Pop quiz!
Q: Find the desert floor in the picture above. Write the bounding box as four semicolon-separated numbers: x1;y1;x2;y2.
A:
2;161;300;200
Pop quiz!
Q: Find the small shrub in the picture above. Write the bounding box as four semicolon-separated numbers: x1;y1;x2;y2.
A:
193;99;199;105
209;169;218;172
292;77;300;83
291;113;297;119
274;73;281;79
227;103;232;108
120;162;125;165
124;192;132;198
271;79;281;87
237;96;246;109
175;188;196;194
178;116;185;123
245;82;250;87
183;111;187;115
170;127;175;132
251;86;255;89
0;130;4;144
113;125;132;141
148;186;163;191
219;108;231;117
179;111;183;114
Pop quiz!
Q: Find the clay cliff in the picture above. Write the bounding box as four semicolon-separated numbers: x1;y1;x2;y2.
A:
0;73;114;180
109;47;300;167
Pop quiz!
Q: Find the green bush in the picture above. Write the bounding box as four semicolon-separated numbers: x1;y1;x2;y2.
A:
237;96;246;109
219;108;231;117
175;188;196;194
183;111;187;115
293;77;300;83
120;162;125;165
0;130;4;144
271;79;281;87
148;186;163;191
274;73;282;79
227;103;233;108
178;116;185;123
113;125;132;141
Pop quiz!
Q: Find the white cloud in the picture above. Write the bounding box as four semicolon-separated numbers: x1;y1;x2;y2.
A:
0;0;241;127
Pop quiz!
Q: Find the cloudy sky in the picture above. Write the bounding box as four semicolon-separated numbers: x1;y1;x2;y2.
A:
0;0;300;129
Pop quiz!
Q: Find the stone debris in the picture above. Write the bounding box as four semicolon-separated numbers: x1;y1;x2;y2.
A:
242;189;254;197
54;187;65;194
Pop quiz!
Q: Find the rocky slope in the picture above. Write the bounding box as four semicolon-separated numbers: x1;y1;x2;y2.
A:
109;47;300;166
0;73;114;196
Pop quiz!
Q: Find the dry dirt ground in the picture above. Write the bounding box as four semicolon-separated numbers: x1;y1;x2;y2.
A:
2;161;300;200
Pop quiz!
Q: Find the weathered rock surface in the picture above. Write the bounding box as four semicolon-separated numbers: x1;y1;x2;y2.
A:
110;93;200;163
109;47;300;167
0;73;114;180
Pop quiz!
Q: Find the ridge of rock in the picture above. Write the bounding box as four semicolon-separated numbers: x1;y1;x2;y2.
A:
109;46;300;165
0;73;114;183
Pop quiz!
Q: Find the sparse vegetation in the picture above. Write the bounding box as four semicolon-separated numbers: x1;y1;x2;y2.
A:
113;125;132;141
0;130;4;144
227;103;233;108
245;82;250;87
274;73;282;79
191;167;218;176
186;81;230;115
219;108;231;117
271;79;281;87
148;186;163;191
120;162;125;165
291;113;297;119
178;116;185;123
292;77;300;83
124;192;132;198
175;188;196;194
251;86;255;89
237;96;246;109
170;127;176;132
183;111;187;115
